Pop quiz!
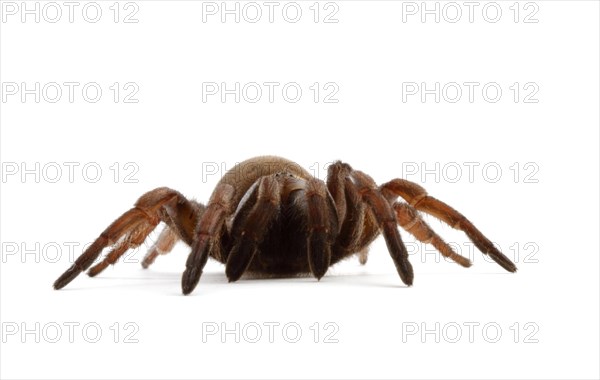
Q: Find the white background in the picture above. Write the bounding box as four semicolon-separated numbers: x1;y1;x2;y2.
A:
1;1;599;379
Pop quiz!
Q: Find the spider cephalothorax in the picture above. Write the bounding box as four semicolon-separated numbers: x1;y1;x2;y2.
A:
54;156;516;295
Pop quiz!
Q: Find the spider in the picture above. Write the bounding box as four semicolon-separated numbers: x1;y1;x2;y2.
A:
53;156;517;295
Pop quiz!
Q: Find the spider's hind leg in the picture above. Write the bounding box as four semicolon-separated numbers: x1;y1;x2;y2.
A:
381;178;516;272
141;200;205;269
141;225;180;269
394;202;471;268
358;248;369;265
53;188;201;290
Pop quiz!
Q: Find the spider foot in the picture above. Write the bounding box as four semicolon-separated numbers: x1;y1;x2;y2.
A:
358;248;369;265
53;264;82;290
396;257;414;286
225;239;257;282
181;267;202;295
308;232;331;280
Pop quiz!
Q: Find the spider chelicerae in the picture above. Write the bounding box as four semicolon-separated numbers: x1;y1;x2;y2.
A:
54;156;517;295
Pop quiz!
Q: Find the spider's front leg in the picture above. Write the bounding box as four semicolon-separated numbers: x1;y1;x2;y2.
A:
181;183;235;295
352;171;415;285
301;177;339;279
225;173;339;282
326;163;375;262
53;187;202;290
327;161;414;286
224;175;281;282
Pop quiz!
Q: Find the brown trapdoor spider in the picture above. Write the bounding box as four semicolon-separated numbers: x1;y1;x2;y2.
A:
54;156;516;295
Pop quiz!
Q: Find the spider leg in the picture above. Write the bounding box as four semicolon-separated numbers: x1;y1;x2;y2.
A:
225;175;282;282
358;248;369;265
337;177;368;253
54;187;197;290
328;170;365;251
381;179;516;272
326;162;381;266
88;194;202;276
141;200;205;269
350;170;414;286
141;225;180;269
181;183;235;295
394;202;471;267
301;178;339;279
326;161;350;225
87;223;156;277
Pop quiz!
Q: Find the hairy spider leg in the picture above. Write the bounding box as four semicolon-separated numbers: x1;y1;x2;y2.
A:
393;202;471;267
142;200;205;268
54;188;202;290
349;170;414;286
326;163;378;265
141;226;180;269
182;183;235;295
381;178;517;272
